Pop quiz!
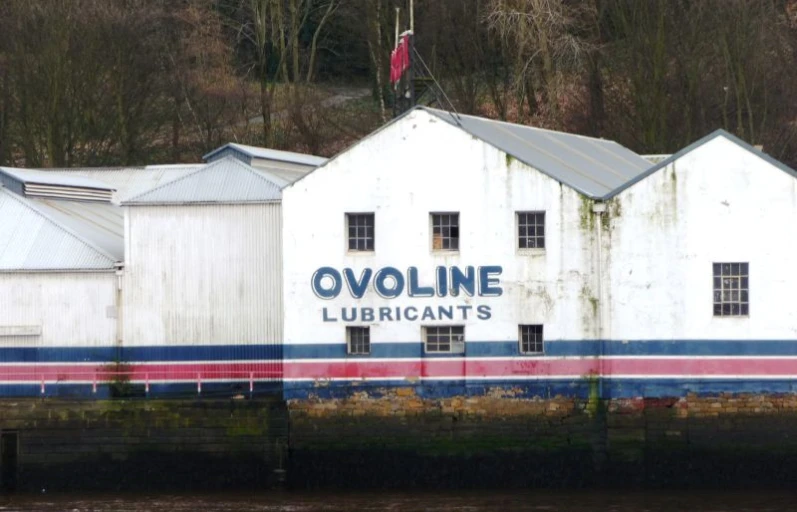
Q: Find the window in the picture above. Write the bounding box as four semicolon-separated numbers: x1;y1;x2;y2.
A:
519;325;544;354
431;213;459;251
423;326;465;354
713;262;749;316
517;212;545;249
347;213;374;251
347;326;371;355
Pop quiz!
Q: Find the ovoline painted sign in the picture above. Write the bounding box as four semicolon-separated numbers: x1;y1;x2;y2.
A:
311;266;502;322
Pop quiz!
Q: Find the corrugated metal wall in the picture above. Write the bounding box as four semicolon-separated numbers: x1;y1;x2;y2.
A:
124;204;282;349
0;272;117;348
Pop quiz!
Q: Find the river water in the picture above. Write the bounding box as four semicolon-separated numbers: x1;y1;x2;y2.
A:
1;490;796;512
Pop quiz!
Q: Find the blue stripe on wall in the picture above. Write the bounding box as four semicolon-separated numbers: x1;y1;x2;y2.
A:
0;345;283;363
283;377;797;400
2;375;797;399
5;340;797;365
285;339;797;359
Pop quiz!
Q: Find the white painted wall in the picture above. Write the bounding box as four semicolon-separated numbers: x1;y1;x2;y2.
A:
124;204;282;346
0;272;117;346
607;136;797;339
283;109;600;349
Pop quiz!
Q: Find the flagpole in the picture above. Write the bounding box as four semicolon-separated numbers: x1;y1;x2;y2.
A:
395;8;400;49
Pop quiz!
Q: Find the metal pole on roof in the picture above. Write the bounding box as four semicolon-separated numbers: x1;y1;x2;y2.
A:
410;0;414;34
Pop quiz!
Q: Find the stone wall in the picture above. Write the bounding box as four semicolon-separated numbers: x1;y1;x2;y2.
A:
0;398;288;492
287;389;797;489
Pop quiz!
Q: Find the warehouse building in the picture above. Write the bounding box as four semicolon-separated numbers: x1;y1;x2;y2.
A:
0;168;121;395
0;145;321;396
2;107;796;400
282;107;797;399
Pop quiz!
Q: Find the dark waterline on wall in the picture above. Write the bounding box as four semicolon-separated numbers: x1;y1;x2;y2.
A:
3;490;797;512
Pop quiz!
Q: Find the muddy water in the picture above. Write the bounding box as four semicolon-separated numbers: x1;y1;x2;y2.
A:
1;490;796;512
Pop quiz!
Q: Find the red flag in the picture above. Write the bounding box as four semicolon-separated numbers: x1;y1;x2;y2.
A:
389;35;411;85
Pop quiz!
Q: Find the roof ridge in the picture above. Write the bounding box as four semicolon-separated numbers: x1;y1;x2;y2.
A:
601;128;797;199
122;156;282;205
422;107;615;143
0;187;119;265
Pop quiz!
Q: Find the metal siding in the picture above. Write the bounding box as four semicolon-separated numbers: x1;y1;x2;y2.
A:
0;174;24;195
124;204;283;352
0;272;116;348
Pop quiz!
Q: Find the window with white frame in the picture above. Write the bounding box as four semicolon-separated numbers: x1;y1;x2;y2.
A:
423;326;465;354
517;212;545;249
713;262;749;316
347;326;371;355
519;325;543;354
346;213;375;251
431;213;459;251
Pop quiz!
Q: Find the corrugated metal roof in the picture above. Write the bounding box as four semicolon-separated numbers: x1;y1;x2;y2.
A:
44;164;204;204
0;187;119;270
203;143;327;167
122;157;283;205
424;108;652;198
30;198;123;259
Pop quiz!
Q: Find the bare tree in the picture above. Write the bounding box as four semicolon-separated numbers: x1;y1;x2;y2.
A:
485;0;595;124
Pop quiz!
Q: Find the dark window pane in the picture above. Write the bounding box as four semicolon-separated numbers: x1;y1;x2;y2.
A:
713;263;721;275
713;304;722;315
741;304;749;315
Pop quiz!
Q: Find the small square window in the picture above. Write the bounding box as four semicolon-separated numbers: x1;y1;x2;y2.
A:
517;212;545;249
346;213;374;251
431;213;459;251
519;325;544;354
713;262;749;317
347;326;371;355
423;326;465;354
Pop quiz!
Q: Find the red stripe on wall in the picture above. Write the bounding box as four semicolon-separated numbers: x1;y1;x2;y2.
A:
4;357;797;383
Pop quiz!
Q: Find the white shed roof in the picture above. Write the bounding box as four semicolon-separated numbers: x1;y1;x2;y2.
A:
203;143;327;167
0;187;120;271
122;157;283;205
45;164;205;204
0;167;114;190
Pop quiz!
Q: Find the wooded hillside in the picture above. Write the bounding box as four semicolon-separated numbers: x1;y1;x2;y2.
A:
1;0;795;167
